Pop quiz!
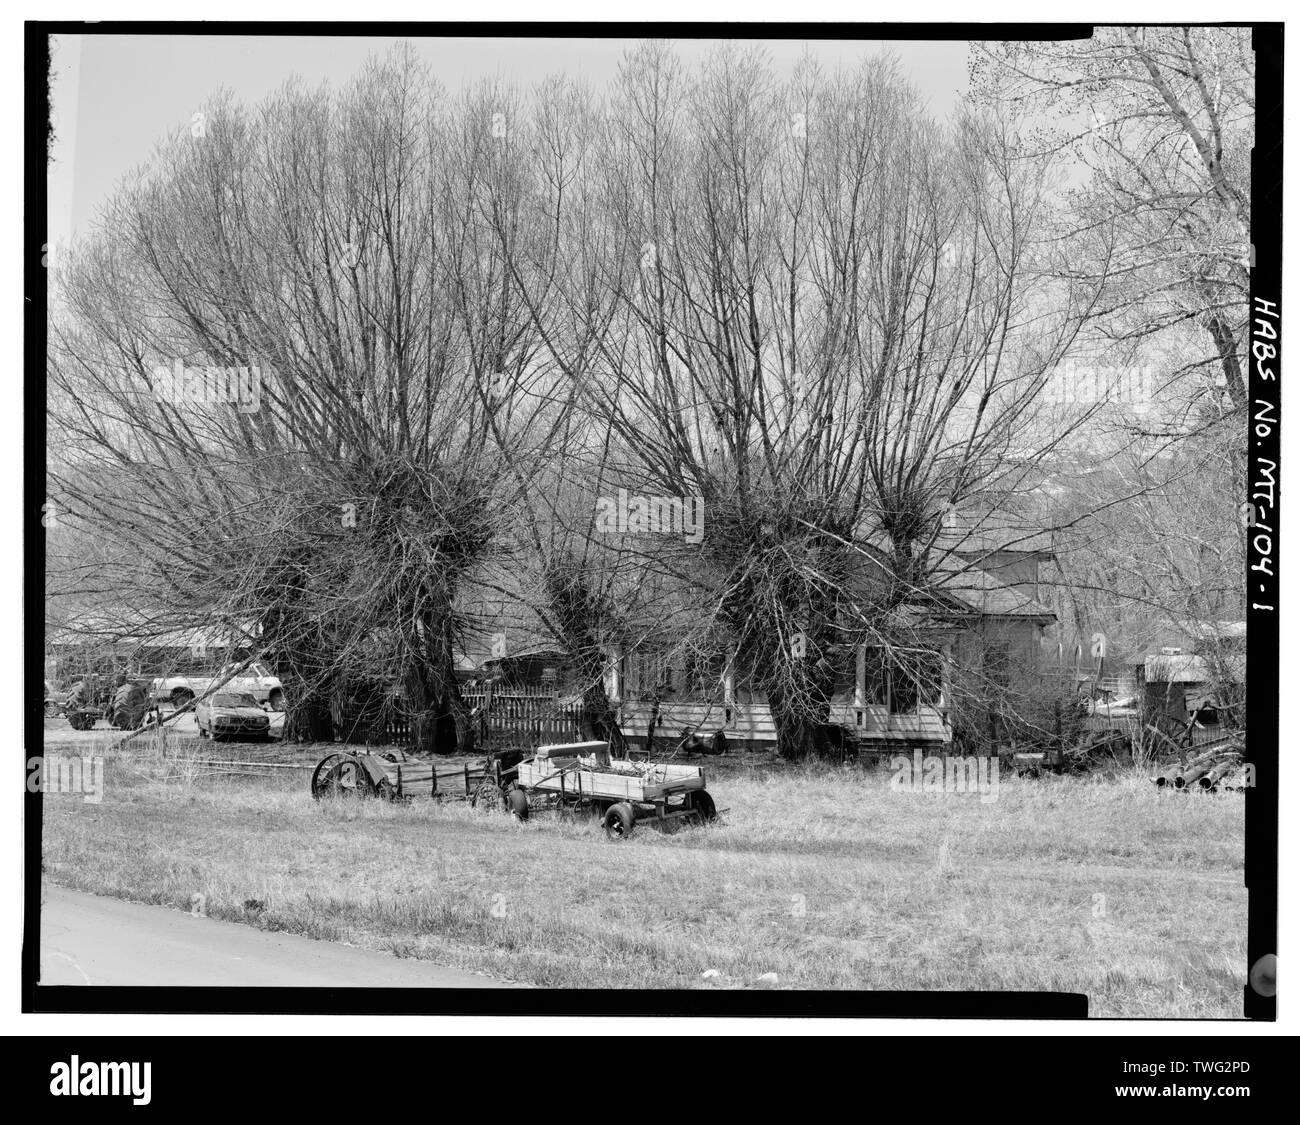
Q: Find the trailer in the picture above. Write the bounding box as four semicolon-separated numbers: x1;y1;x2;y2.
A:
309;740;719;841
511;741;718;840
310;747;523;808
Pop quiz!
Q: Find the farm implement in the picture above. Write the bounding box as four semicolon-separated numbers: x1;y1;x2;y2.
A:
309;740;719;841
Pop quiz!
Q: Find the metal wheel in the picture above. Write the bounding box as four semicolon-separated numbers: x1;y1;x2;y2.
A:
310;753;377;799
471;776;505;811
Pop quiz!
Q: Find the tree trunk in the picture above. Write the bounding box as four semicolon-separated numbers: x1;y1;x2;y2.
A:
579;675;627;757
404;608;472;755
282;673;335;743
766;678;833;761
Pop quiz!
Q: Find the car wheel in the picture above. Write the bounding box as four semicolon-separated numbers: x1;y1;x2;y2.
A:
268;688;284;711
171;688;195;709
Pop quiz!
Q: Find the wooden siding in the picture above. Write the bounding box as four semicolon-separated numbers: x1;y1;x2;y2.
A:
616;699;949;746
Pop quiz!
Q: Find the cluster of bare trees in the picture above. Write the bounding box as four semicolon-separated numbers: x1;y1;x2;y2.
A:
47;34;1250;756
974;26;1252;716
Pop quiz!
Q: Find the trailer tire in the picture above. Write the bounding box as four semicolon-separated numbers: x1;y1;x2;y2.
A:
603;802;636;841
505;788;529;820
687;790;717;824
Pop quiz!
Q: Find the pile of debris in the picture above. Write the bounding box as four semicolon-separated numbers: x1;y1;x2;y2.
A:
1153;740;1249;792
576;754;672;784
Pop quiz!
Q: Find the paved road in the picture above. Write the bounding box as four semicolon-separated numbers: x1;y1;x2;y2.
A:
39;886;520;988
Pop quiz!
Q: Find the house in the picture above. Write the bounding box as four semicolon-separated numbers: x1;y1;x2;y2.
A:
604;521;1057;753
1138;622;1246;727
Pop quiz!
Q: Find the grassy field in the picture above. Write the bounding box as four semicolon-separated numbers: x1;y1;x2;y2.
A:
39;746;1246;1015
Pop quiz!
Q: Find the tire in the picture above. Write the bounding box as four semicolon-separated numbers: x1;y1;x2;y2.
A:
171;688;195;708
111;683;149;730
506;788;529;820
44;701;60;718
68;712;93;731
603;801;636;841
687;789;717;824
268;688;284;711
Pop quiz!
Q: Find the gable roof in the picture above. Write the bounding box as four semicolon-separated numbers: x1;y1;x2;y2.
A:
930;562;1056;621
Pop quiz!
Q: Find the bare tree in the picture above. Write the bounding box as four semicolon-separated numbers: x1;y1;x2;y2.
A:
47;47;558;751
972;27;1253;420
513;43;1102;758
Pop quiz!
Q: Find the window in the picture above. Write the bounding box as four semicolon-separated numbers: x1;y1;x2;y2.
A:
683;652;726;701
626;651;674;699
830;646;858;699
860;645;943;713
984;641;1012;689
863;647;889;705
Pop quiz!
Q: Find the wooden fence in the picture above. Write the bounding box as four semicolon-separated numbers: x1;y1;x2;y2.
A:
463;689;585;750
357;687;584;750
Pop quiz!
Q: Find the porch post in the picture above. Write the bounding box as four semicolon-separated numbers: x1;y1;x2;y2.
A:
940;643;953;715
604;647;622;702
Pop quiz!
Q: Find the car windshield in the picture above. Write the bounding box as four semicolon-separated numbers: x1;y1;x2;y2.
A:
212;693;259;708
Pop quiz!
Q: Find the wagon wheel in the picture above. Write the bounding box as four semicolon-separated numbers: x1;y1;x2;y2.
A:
311;753;377;800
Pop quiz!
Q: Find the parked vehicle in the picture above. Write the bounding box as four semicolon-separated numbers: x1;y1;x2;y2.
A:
64;674;154;731
153;661;284;710
195;692;272;742
44;679;68;718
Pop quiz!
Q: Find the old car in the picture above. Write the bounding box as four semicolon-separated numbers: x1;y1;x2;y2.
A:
195;692;272;742
153;661;284;710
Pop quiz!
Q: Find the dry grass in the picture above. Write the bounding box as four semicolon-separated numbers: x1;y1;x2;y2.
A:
40;753;1246;1014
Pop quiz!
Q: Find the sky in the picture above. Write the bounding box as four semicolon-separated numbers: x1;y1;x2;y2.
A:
46;33;971;257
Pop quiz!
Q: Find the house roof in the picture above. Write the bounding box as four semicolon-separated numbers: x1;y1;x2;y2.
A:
1143;652;1246;684
932;511;1056;558
931;562;1056;621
